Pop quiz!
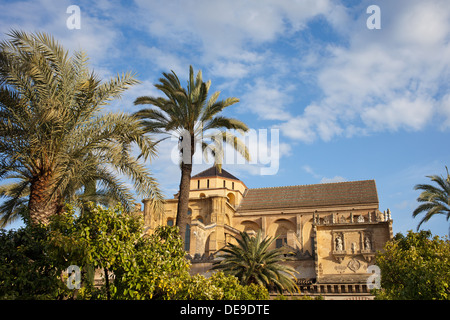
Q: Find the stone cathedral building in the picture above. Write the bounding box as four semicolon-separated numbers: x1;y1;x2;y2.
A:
142;166;393;299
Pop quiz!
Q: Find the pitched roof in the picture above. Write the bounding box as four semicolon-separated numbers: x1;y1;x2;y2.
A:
192;166;240;181
237;180;378;212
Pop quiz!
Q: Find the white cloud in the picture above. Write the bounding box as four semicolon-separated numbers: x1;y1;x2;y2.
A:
302;165;321;179
302;165;346;184
361;96;435;132
241;78;294;121
279;142;292;158
134;0;334;57
391;1;449;47
209;61;251;79
133;0;339;82
320;176;346;184
137;45;187;77
4;0;449;146
278;116;316;143
279;0;450;143
0;0;123;69
439;94;450;129
280;103;344;143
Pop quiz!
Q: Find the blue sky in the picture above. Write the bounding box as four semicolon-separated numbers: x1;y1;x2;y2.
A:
1;0;449;237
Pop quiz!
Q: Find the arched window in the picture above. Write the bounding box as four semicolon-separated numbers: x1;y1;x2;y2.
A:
185;224;191;251
227;193;236;206
271;220;295;249
187;208;192;216
167;219;174;226
241;220;260;233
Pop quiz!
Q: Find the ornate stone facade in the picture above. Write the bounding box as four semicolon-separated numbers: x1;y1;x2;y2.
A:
142;167;393;298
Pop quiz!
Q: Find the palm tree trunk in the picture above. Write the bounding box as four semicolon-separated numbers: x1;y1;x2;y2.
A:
176;162;192;246
28;173;60;225
176;134;194;247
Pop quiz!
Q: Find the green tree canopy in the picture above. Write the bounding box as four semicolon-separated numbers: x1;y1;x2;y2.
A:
374;230;450;300
0;30;163;226
0;203;268;300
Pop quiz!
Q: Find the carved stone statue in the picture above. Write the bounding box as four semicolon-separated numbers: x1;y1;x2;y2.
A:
335;235;343;251
364;236;371;251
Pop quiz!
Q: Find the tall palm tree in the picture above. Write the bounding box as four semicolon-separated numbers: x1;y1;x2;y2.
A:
133;66;250;242
212;231;299;294
0;30;163;226
413;166;450;235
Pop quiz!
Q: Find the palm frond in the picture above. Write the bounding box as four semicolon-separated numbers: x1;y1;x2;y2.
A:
413;167;450;231
0;30;163;226
200;96;240;122
0;179;30;226
96;71;140;105
203;130;251;163
203;116;248;132
213;230;298;293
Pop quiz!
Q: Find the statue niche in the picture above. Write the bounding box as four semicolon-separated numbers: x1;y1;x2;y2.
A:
332;232;346;263
360;232;375;262
335;234;344;251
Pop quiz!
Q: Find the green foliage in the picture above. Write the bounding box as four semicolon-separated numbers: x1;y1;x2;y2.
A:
0;223;72;299
175;271;269;300
207;271;269;300
0;30;163;226
46;203;191;300
374;230;450;300
212;231;299;294
413;166;450;231
0;203;268;300
112;224;191;300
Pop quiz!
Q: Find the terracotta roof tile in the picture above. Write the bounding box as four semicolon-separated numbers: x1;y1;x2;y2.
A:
237;180;378;211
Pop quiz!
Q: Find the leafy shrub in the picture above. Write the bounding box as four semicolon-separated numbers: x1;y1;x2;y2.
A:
0;224;71;299
1;203;268;300
374;230;450;300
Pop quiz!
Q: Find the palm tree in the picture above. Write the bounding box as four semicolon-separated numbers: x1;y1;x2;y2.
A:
413;166;450;235
0;30;163;226
133;66;250;242
212;231;299;294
